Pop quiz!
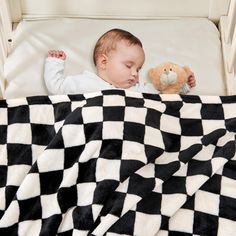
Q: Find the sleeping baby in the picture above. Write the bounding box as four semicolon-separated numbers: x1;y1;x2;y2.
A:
44;28;196;94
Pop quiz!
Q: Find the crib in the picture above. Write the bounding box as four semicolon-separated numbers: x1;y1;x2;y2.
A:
1;1;236;235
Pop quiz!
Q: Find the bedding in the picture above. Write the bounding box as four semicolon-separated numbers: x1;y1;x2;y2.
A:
3;17;226;98
0;90;236;235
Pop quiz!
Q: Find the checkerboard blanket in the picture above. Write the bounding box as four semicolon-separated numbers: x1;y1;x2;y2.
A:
0;90;236;236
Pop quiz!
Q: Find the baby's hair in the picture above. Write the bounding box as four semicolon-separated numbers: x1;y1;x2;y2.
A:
93;28;143;65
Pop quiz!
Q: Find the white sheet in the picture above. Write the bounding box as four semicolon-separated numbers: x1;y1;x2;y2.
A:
3;18;226;98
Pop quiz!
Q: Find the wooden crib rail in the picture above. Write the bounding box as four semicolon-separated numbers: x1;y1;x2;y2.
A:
220;0;236;95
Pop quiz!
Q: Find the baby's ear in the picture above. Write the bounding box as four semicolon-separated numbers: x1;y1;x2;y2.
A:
96;54;108;70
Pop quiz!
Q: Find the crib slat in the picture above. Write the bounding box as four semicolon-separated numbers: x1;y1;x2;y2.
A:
225;0;236;43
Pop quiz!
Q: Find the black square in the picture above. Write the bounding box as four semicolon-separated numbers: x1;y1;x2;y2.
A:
179;144;202;164
0;223;18;235
201;104;224;120
0;125;7;144
40;170;63;194
0;165;7;187
27;96;52;105
103;106;125;121
187;159;212;177
145;145;164;163
222;159;236;180
58;185;77;213
123;122;145;144
143;93;161;101
93;179;119;205
5;185;18;209
213;140;235;160
225;117;236;132
163;176;186;194
199;174;221;194
8;105;30;124
182;195;195;210
120;160;144;182
31;124;55;145
68;94;85;101
77;159;97;183
47;129;65;149
40;215;62;235
84;122;103;142
0;100;7;108
64;145;85;169
86;96;103;107
145;108;161;129
193;211;218;235
180;118;203;136
127;173;155;198
100;139;123;160
163;101;183;117
102;89;125;96
7;143;32;165
53;102;72;122
219;195;236;221
136;191;162;214
19;196;42;221
63;108;83;125
181;95;201;103
161;131;181;152
73;205;94;230
125;97;144;107
108;210;135;235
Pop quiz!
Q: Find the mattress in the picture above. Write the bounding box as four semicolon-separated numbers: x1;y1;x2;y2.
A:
3;18;226;98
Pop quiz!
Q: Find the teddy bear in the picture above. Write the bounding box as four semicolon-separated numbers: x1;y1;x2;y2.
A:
148;62;192;94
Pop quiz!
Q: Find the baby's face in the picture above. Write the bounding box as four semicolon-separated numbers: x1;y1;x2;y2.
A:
103;40;145;89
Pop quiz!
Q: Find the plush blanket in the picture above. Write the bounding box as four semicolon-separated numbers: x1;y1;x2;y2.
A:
0;90;236;236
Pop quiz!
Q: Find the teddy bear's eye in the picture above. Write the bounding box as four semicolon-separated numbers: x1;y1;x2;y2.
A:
170;68;172;71
164;69;167;72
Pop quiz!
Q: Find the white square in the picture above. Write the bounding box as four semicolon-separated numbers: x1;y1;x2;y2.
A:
0;108;7;124
217;217;236;236
144;126;164;148
202;120;225;135
49;94;70;103
0;187;6;210
161;194;187;217
195;190;219;215
54;120;64;133
77;182;96;206
180;103;202;119
134;212;161;236
62;124;85;148
29;104;54;124
124;107;146;124
17;173;41;200
144;99;165;113
0;144;7;165
186;175;208;196
221;176;236;198
125;90;143;98
72;229;89;236
31;144;46;164
61;164;79;188
7;98;28;107
82;107;103;123
41;193;61;218
103;95;125;106
200;96;222;104
83;91;102;99
7;124;32;144
37;149;64;172
223;103;236;119
7;165;30;186
71;101;86;111
160;114;181;134
121;141;146;163
169;209;194;233
18;220;42;236
102;121;123;139
79;141;102;162
96;158;121;181
160;94;182;101
58;208;74;233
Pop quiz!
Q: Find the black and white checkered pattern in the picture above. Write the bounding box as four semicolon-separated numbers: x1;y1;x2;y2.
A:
0;90;236;235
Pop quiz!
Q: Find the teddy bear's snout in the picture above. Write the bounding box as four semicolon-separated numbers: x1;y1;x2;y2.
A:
160;70;177;85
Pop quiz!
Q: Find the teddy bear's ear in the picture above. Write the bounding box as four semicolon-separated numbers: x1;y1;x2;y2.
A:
182;65;193;77
148;68;159;81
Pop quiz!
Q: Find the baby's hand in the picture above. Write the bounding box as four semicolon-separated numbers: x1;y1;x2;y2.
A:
187;72;196;88
47;50;66;60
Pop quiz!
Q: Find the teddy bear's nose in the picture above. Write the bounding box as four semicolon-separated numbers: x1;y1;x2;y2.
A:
164;70;169;75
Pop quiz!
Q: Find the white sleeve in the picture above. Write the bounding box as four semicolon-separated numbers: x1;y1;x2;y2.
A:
44;57;82;94
134;81;159;94
180;83;190;94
